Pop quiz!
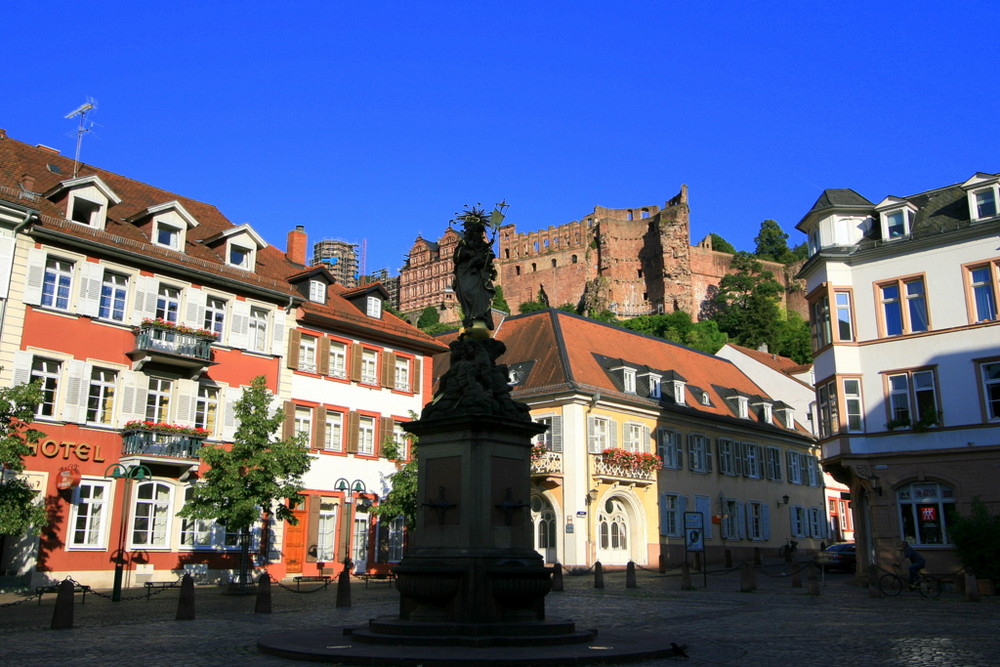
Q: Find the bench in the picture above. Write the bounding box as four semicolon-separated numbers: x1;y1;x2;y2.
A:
353;572;396;588
292;575;332;591
35;583;91;605
144;579;184;599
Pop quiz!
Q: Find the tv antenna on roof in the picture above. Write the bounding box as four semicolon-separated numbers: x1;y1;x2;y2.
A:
65;97;97;177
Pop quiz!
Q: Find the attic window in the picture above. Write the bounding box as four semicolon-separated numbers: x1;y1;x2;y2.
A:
156;222;182;249
701;391;711;405
647;374;661;399
777;408;795;429
70;196;102;226
760;403;773;424
672;381;686;405
366;295;382;318
47;164;62;174
972;187;998;220
309;279;326;304
228;243;253;269
735;396;749;419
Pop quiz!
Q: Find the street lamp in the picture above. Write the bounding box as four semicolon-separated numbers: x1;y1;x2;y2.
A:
104;463;151;602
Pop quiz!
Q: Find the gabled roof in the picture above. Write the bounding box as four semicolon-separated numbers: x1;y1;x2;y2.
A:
723;343;812;376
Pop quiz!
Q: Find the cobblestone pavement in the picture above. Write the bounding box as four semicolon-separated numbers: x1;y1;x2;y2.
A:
1;565;997;666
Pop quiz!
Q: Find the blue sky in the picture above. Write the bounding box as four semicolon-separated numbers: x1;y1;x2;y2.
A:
7;1;998;274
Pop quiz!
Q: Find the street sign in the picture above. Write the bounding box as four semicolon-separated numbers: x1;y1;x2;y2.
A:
684;512;704;552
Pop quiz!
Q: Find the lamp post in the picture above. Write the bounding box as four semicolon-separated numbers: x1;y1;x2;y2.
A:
104;463;151;602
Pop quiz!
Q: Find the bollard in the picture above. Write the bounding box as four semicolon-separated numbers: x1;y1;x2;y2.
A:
659;553;667;574
724;549;732;569
625;561;637;589
51;579;75;629
594;561;604;589
807;563;820;596
176;573;196;620
965;573;980;602
336;560;353;608
740;563;755;593
551;563;564;592
791;566;803;588
254;573;272;614
680;562;692;590
867;565;880;598
693;552;702;572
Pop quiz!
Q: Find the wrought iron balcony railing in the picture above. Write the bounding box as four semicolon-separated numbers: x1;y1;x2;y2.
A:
122;429;205;459
133;325;214;362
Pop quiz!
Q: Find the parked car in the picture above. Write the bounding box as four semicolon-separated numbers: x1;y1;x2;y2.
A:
815;542;856;571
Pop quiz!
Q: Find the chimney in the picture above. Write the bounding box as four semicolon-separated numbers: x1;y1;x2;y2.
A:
286;225;308;266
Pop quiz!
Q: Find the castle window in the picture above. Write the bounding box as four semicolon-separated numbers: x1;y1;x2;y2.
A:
572;255;578;264
551;259;557;268
504;249;510;259
627;210;634;221
637;269;643;278
515;266;521;276
641;208;650;219
531;263;537;272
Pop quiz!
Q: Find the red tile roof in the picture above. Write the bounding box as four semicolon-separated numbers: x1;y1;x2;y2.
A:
725;343;813;376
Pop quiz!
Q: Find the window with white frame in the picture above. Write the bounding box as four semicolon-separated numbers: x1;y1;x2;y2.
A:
204;297;226;336
660;493;683;537
967;262;998;322
973;188;998;220
718;438;736;475
647;374;661;399
810;294;831;350
736;396;749;419
843;378;864;432
31;357;60;418
357;415;376;455
835;291;854;341
99;271;128;322
765;446;782;481
587;415;616;452
806;456;820;486
155;284;180;323
623;422;646;452
366;296;382;318
248;307;269;352
68;480;111;548
155;221;181;249
70;196;103;226
392;423;409;459
131;481;173;548
622;368;636;393
86;368;117;424
329;341;347;379
981;361;1000;422
145;377;172;422
394;357;411;392
316;500;338;561
808;506;825;538
787;451;802;484
672;381;686;405
180;487;238;549
790;505;807;538
194;385;219;434
324;411;344;451
228;244;252;269
294;407;313;447
42;257;73;310
887;368;938;428
298;335;317;373
720;498;740;539
747;501;768;540
687;434;711;473
657;429;682;469
817;380;839;438
879;277;928;336
386;516;405;562
361;349;378;385
309;279;326;304
881;207;914;240
898;481;955;546
745;443;762;479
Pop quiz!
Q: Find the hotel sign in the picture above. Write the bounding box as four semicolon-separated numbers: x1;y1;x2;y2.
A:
28;440;107;462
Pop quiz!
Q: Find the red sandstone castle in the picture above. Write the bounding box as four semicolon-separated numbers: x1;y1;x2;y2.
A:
399;186;804;323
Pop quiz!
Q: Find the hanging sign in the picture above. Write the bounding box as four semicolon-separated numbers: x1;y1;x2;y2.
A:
55;466;82;490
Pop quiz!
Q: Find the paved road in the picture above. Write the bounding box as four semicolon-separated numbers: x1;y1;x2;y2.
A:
1;565;996;666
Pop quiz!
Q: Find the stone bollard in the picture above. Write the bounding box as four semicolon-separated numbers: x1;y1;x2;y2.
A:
625;561;637;589
254;573;272;614
176;573;196;620
659;553;667;574
965;573;981;602
791;566;803;588
51;579;75;629
725;549;732;569
681;562;692;590
594;561;605;589
753;547;761;567
336;562;353;608
551;563;564;592
740;563;755;593
807;563;821;596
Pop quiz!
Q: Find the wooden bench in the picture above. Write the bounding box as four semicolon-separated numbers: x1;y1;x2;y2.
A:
353;572;396;588
35;583;91;605
144;579;185;599
292;575;332;591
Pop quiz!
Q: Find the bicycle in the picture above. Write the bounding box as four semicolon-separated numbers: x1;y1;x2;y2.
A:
777;539;798;563
877;564;942;598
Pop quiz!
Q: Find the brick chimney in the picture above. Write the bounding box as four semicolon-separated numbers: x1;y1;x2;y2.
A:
286;225;307;266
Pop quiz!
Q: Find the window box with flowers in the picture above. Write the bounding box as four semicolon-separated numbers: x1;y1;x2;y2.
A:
132;318;217;363
594;448;661;483
530;442;562;475
122;421;208;459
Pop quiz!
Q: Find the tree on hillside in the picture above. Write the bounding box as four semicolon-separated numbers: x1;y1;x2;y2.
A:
178;376;310;592
771;310;813;364
709;233;736;254
0;379;46;538
518;300;547;314
686;320;729;355
417;306;440;330
492;285;510;314
620;311;693;343
714;252;784;349
754;219;796;264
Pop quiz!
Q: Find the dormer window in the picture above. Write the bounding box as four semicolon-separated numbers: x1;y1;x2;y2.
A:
309;279;327;304
647;374;661;399
759;402;773;424
129;201;199;252
366;296;382;318
777;407;795;429
623;368;636;393
44;174;121;231
70;196;102;226
229;244;252;269
733;396;749;419
672;381;686;405
701;391;711;406
961;174;1000;222
875;198;918;241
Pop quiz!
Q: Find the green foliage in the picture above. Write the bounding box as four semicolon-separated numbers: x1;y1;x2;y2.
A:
790;242;809;262
518;301;547;314
372;413;419;529
557;303;578;313
421;322;457;335
589;310;618;324
753;219;795;263
619;311;728;354
948;497;1000;580
417;306;440;329
0;378;47;536
492;285;510;314
771;310;813;364
709;233;736;254
714;252;783;349
179;376;310;532
686;320;729;354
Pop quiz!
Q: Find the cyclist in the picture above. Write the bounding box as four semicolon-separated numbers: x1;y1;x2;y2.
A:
900;540;926;588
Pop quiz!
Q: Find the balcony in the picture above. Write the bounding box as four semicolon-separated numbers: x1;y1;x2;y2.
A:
121;425;206;462
128;321;217;376
592;450;659;486
530;451;563;475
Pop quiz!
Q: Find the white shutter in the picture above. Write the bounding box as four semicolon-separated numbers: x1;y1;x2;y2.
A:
132;276;156;324
78;262;104;317
119;371;148;423
185;289;206;330
609;418;618;449
705;437;713;473
23;247;46;305
12;350;33;386
658;493;670;536
762;503;771;541
229;300;250;350
642;425;651;453
586;416;600;453
62;360;89;423
790;506;801;538
0;232;14;295
695;495;712;540
175;379;195;424
271;308;286;356
221;388;239;440
550;415;563;452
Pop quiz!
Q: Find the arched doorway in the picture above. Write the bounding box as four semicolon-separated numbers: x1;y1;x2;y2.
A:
530;495;557;564
596;495;637;565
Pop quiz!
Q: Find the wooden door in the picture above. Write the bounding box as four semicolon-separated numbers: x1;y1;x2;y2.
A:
284;510;307;573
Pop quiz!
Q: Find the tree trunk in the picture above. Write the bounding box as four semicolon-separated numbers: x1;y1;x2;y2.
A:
228;528;256;595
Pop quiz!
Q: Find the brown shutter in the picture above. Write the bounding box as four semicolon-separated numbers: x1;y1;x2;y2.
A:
315;405;327;450
382;352;396;389
287;329;301;369
412;358;422;394
282;401;295;440
318;337;330;376
349;344;362;383
380;417;394;457
376;516;390;563
305;495;320;563
347;410;360;453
